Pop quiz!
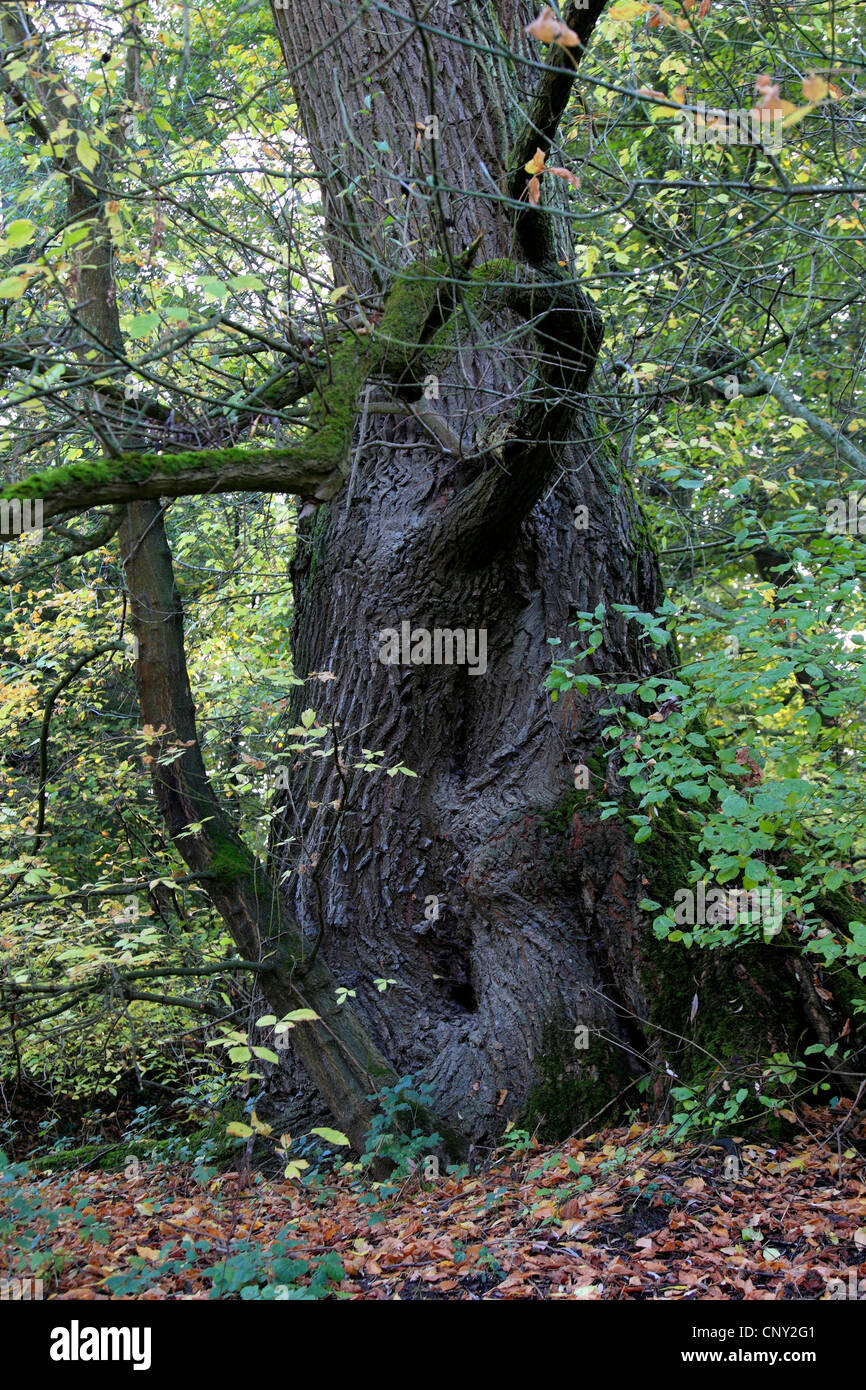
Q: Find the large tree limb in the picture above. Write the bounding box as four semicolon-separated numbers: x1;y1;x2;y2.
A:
0;257;481;533
716;365;866;475
428;266;603;562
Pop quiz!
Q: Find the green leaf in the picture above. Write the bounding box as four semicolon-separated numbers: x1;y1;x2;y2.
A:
227;275;265;290
310;1127;350;1146
3;219;36;249
75;132;99;172
127;312;160;338
673;780;710;802
0;275;28;300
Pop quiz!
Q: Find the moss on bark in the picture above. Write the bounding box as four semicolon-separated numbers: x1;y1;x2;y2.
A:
521;1027;634;1141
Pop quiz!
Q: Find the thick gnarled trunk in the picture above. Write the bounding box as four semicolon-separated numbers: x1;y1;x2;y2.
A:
264;1;668;1141
274;415;662;1140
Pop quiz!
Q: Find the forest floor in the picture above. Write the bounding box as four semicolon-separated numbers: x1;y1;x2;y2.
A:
3;1107;865;1300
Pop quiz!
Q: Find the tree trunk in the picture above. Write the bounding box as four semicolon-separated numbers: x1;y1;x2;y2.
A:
263;1;649;1141
262;0;862;1145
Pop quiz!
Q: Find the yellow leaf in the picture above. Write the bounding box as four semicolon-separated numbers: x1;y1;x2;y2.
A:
608;0;650;18
781;104;815;129
226;1121;253;1138
310;1126;350;1145
75;132;99;173
801;73;829;102
0;275;28;300
524;147;546;176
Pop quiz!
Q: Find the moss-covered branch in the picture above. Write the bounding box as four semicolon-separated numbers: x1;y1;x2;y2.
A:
0;254;481;534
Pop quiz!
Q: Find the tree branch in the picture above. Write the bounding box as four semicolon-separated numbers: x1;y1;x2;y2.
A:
120;498;399;1152
509;1;608;261
428;266;603;562
0;258;475;532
